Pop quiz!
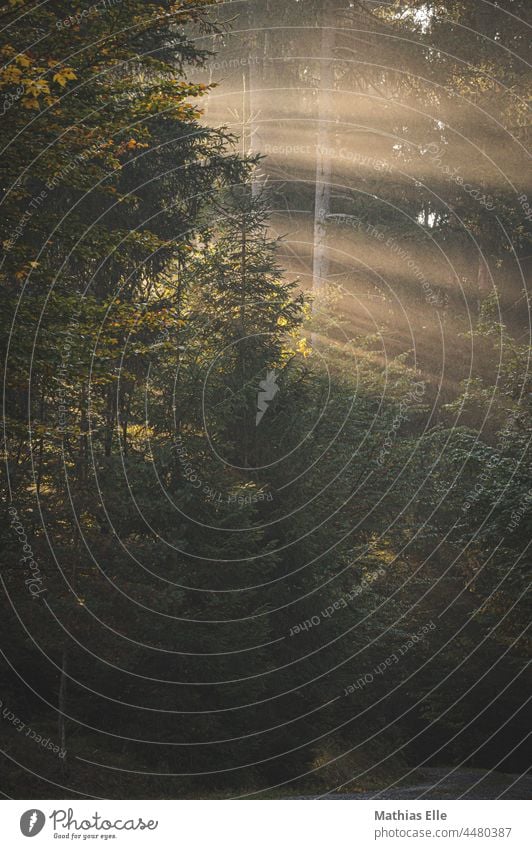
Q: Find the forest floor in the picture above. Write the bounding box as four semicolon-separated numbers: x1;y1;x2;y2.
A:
294;768;532;800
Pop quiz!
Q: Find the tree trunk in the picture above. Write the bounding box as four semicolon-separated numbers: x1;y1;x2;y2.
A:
36;386;46;495
57;650;68;775
79;385;89;481
247;1;264;197
477;253;490;295
312;1;336;318
104;383;114;458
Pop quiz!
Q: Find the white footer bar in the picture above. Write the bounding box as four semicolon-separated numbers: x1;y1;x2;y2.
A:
2;799;529;848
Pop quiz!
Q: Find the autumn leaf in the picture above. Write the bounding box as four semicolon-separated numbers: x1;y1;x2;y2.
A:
297;337;311;358
15;54;32;68
53;68;78;87
23;78;50;97
0;66;22;86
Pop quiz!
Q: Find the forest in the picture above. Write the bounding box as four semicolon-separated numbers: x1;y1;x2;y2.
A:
0;0;530;799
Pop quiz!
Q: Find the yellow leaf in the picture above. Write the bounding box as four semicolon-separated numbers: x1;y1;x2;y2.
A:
23;78;50;97
297;337;311;358
0;66;22;85
53;68;77;88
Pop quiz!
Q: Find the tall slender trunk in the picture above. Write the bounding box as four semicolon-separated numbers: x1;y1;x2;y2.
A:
58;391;88;773
104;383;114;458
201;29;218;125
312;2;336;317
36;386;46;495
172;261;184;486
204;63;213;123
476;136;492;302
240;213;249;467
120;381;134;457
477;253;490;295
57;650;68;774
57;529;78;775
79;385;89;481
247;0;264;197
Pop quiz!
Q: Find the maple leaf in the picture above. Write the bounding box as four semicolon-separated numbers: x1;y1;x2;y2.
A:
23;78;50;97
53;68;77;87
0;66;22;85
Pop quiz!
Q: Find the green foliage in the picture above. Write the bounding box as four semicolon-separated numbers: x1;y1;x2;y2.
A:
0;0;530;799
